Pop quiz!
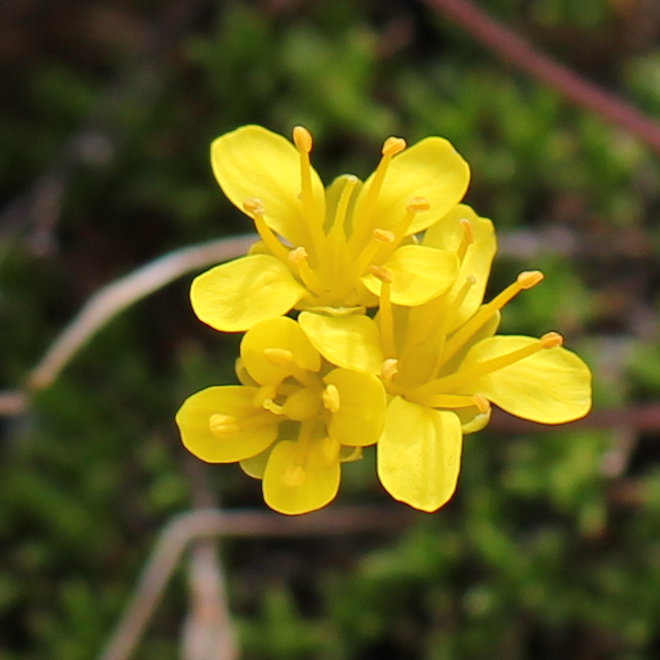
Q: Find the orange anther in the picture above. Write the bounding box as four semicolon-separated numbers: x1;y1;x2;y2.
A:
373;228;396;243
382;136;406;156
292;125;313;153
369;264;393;283
540;332;563;348
517;270;544;289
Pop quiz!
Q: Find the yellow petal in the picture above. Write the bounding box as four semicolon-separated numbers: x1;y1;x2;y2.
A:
298;311;384;373
263;439;341;514
211;125;325;246
423;204;496;330
240;316;321;385
362;245;459;306
176;386;278;463
377;397;463;512
191;254;306;332
460;336;592;423
324;368;387;446
353;136;470;235
239;446;273;479
455;405;492;434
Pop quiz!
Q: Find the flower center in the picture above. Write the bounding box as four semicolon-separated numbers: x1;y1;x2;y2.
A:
372;266;552;414
241;128;434;309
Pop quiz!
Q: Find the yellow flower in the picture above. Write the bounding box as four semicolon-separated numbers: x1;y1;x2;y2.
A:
175;317;386;514
190;125;469;331
299;205;592;512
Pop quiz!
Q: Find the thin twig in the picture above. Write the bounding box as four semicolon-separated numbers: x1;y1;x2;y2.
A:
28;234;255;390
97;506;413;660
181;456;237;660
181;540;238;660
0;234;255;416
490;403;660;434
425;0;660;152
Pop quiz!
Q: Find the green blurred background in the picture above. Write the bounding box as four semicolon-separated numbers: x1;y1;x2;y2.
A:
1;0;659;658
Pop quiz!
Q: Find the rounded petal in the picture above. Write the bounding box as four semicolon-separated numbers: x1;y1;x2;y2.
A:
239;446;273;479
362;245;459;306
377;397;463;512
190;254;306;332
455;405;492;434
211;125;325;245
423;205;497;329
461;336;592;424
176;386;278;463
241;316;320;385
353;136;470;235
324;368;387;446
299;311;384;373
263;439;341;514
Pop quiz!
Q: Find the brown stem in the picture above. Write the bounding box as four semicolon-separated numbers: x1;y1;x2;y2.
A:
425;0;660;153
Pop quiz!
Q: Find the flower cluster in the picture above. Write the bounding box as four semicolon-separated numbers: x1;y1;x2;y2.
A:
176;125;592;514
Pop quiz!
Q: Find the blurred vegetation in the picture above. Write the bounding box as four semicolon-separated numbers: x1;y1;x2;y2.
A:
1;0;659;658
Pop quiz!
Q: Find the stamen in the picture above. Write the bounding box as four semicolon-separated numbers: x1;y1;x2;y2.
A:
350;229;396;279
263;347;294;366
351;136;407;249
369;264;393;283
373;228;396;243
540;331;563;348
288;246;323;294
292;126;325;261
322;384;341;413
209;414;239;436
381;358;399;382
243;198;290;263
253;384;277;408
453;275;477;308
442;270;545;363
414;393;486;410
472;394;491;415
382;136;407;156
328;175;358;240
456;218;474;263
391;197;430;244
262;399;285;415
424;332;565;394
371;266;396;358
292;125;312;153
426;275;478;378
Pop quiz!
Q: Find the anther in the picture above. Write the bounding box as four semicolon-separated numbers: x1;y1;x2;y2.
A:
322;384;341;413
369;264;393;283
373;228;396;243
472;394;491;415
209;414;240;436
263;347;294;366
517;270;544;289
288;246;308;264
540;331;563;348
243;198;265;215
381;358;399;381
262;399;285;415
459;218;474;245
406;196;430;212
292;125;313;153
382;136;406;156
